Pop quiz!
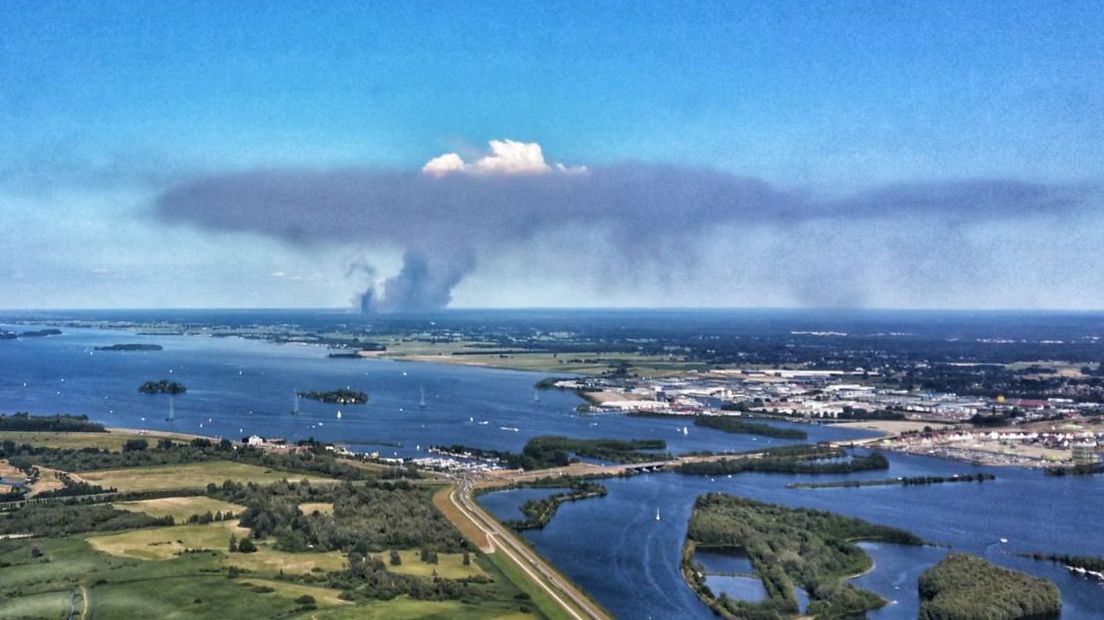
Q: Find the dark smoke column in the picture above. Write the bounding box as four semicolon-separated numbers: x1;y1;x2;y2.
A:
358;252;474;314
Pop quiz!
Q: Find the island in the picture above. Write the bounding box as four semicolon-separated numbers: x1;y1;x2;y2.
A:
95;343;164;351
676;444;889;476
298;388;369;404
918;553;1061;620
682;493;923;619
18;329;62;337
138;379;187;394
439;436;668;470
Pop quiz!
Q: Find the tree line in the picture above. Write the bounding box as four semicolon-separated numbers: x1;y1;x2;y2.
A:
918;553;1060;620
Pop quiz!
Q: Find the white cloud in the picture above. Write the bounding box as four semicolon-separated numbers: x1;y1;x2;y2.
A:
421;139;585;176
421;152;466;176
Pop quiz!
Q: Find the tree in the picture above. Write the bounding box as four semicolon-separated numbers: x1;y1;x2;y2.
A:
228;534;238;552
463;550;471;566
237;537;258;553
123;439;148;452
390;550;401;566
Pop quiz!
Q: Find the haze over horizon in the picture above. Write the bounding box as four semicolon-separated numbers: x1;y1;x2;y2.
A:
3;1;1103;311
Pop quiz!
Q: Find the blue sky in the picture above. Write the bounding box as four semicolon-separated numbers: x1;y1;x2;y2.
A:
2;1;1103;309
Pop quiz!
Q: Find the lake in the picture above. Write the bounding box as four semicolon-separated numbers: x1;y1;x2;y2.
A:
2;322;1103;618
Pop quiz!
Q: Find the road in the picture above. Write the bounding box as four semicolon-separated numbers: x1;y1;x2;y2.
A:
448;479;611;620
479;450;768;488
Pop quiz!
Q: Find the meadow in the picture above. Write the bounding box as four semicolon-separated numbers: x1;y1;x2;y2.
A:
114;495;245;521
78;460;335;492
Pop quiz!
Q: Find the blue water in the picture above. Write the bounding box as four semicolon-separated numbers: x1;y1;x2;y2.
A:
2;321;1103;618
0;323;858;457
694;550;755;575
704;575;769;603
478;487;574;520
488;456;1104;619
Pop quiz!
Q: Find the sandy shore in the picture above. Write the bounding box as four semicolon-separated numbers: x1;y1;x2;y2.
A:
832;420;952;437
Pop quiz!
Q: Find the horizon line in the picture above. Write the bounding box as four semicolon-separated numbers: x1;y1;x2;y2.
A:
3;306;1104;314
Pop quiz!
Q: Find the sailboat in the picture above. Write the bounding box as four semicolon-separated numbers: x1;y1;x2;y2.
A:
533;389;540;403
419;387;427;409
291;390;300;415
681;426;689;436
655;507;661;522
166;394;176;422
336;410;342;420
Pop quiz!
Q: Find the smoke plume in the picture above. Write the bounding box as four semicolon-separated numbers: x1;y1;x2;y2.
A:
151;140;1095;312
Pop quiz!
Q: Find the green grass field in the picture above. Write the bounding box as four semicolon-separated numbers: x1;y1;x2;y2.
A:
0;589;72;619
86;520;251;560
379;340;707;376
296;597;535;619
238;578;350;606
86;520;347;574
114;496;245;521
388;549;486;580
298;501;334;515
77;460;335;492
482;553;570;620
0;535;542;620
0;429;188;452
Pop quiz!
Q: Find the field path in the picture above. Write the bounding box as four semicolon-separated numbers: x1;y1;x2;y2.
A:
79;584;89;620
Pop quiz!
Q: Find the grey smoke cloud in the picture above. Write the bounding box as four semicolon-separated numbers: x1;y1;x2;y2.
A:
152;159;1094;312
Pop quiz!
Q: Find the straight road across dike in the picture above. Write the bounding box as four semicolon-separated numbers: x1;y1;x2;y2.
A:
445;478;611;620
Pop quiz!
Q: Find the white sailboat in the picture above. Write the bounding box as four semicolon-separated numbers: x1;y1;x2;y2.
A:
292;390;300;415
336;410;342;420
419;387;427;408
655;507;661;521
166;393;176;421
533;389;540;403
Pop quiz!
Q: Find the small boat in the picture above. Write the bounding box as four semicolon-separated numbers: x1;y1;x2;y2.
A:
681;426;689;435
499;426;520;432
419;387;427;408
477;420;489;425
999;538;1008;544
533;389;540;403
655;507;661;521
469;416;475;422
292;390;301;415
336;411;342;419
